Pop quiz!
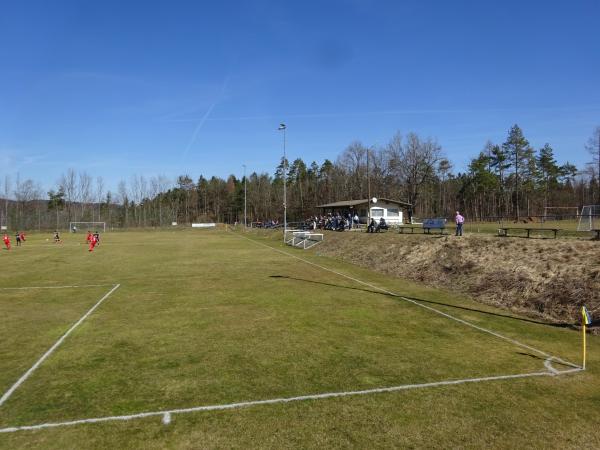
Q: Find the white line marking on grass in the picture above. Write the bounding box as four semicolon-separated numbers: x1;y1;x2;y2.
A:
235;232;582;370
0;284;121;408
544;357;582;375
0;369;575;434
544;357;560;374
0;284;115;291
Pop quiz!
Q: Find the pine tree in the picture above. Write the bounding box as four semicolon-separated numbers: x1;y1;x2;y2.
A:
536;143;561;210
502;125;531;219
489;144;510;215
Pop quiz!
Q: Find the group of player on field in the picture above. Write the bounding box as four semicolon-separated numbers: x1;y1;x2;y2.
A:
2;231;26;250
3;230;100;251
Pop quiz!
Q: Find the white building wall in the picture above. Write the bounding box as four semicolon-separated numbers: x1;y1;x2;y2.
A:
358;202;404;224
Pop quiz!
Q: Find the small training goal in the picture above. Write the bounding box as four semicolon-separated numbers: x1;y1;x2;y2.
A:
69;222;106;232
577;205;600;231
284;229;324;250
543;206;579;221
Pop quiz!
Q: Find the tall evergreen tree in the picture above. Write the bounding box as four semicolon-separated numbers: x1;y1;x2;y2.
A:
536;143;561;210
502;125;531;219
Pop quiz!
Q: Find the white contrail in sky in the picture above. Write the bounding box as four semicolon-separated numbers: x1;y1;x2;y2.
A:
169;104;600;124
181;102;217;161
181;76;229;161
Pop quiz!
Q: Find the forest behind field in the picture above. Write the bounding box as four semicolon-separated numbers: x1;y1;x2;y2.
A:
2;125;599;230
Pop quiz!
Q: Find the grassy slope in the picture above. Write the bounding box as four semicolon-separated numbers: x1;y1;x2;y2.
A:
315;230;600;326
0;229;598;449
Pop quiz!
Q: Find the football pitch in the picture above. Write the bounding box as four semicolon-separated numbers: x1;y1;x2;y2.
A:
0;229;598;449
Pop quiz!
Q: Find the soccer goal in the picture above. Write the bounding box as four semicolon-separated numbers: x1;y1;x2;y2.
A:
577;206;600;231
543;206;579;222
69;222;106;232
284;229;324;249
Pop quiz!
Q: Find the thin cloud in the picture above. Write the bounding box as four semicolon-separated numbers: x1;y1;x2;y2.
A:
181;76;230;161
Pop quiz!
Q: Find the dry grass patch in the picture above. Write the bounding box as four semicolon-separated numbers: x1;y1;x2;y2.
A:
315;232;599;328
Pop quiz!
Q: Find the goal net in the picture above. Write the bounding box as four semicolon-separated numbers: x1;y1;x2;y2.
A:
543;207;579;221
69;222;106;232
577;206;600;231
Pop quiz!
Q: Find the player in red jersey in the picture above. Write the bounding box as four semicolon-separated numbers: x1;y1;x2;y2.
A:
19;232;25;242
86;231;92;243
88;233;98;252
3;233;10;250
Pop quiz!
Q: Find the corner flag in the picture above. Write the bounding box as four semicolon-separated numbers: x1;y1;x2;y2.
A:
582;306;592;325
582;306;592;370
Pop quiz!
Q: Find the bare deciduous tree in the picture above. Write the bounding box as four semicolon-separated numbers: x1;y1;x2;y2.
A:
585;126;600;202
96;176;104;221
388;132;442;220
59;169;77;222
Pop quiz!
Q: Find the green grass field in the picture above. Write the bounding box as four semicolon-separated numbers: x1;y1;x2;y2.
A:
0;229;598;449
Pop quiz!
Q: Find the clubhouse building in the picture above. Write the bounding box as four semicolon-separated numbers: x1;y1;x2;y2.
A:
316;198;412;224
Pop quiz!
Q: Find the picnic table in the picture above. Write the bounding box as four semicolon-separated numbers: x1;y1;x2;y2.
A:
497;227;561;239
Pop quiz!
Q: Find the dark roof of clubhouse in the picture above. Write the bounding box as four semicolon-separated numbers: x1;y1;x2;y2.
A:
316;198;412;209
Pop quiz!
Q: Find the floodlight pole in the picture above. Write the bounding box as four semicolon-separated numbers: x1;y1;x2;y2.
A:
243;164;247;229
367;147;371;230
278;123;287;242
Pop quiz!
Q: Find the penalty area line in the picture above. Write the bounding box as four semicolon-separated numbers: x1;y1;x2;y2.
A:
0;284;121;408
0;368;573;434
234;232;581;371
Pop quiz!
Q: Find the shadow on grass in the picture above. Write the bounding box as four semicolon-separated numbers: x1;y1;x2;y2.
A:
269;274;577;330
516;352;547;362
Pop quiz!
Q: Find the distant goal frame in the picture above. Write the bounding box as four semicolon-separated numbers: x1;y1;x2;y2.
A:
542;206;580;222
577;205;600;232
69;222;106;232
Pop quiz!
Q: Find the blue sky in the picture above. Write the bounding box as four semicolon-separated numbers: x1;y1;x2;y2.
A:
1;0;599;195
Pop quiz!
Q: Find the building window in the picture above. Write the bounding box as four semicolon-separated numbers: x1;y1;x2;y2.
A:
371;208;384;217
388;208;399;217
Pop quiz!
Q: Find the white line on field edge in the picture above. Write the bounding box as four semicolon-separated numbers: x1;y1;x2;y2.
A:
236;232;581;370
0;284;121;408
0;364;580;434
0;284;115;291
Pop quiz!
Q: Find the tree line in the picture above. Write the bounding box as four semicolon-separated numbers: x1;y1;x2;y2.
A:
1;125;599;230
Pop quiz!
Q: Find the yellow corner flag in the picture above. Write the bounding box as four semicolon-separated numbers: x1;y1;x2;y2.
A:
582;306;592;325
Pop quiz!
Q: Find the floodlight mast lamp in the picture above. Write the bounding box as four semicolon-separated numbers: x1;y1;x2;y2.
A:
278;123;287;241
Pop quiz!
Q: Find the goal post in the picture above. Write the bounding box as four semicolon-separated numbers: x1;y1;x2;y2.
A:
577;206;600;232
69;222;106;232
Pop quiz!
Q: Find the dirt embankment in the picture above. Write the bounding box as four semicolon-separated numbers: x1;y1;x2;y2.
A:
316;232;600;327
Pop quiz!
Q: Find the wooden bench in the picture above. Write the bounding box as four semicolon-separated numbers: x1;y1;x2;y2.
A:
497;227;560;239
398;226;447;235
398;226;420;234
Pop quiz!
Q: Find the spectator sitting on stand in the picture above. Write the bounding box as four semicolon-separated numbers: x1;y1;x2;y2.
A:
376;217;388;232
367;218;376;233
